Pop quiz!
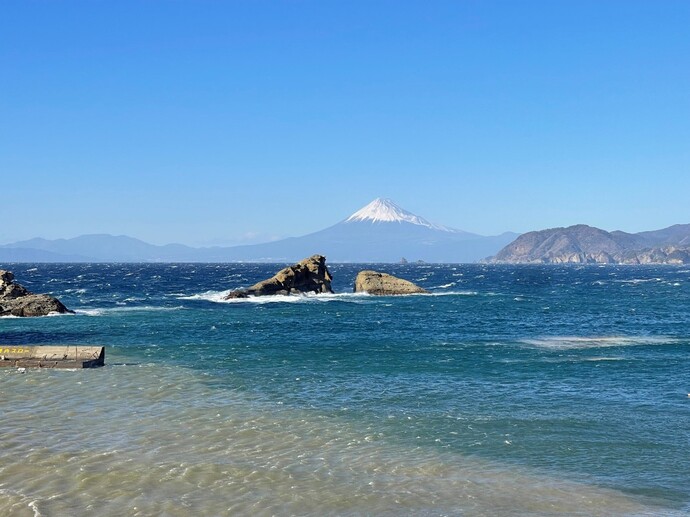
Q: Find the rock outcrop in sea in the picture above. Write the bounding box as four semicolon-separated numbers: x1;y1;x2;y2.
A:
0;270;73;316
354;270;429;295
225;255;333;299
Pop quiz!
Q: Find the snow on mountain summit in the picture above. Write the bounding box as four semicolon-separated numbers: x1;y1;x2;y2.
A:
345;198;457;232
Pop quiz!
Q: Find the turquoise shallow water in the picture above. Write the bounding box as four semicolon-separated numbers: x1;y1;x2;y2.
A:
1;263;690;516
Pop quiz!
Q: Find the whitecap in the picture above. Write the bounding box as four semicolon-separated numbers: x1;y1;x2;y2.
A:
178;290;234;302
426;290;479;297
75;306;184;316
538;356;629;364
187;291;374;305
75;308;105;316
64;288;87;294
45;311;73;317
520;336;677;350
613;278;662;284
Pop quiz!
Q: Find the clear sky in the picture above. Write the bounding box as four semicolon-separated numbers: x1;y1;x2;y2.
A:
2;1;689;246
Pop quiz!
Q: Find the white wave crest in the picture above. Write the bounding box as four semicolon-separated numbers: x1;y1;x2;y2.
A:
178;290;234;302
613;278;662;284
75;306;185;316
426;290;479;297
179;290;373;304
521;336;677;350
75;308;105;316
46;311;72;317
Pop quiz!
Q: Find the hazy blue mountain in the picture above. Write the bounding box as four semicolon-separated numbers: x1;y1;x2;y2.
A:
0;247;93;263
634;224;690;247
2;235;200;262
1;199;517;263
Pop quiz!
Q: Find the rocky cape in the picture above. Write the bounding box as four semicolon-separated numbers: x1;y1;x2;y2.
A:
0;270;73;317
225;255;333;298
486;224;690;264
354;270;429;295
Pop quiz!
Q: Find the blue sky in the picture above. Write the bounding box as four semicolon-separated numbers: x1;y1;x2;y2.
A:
2;1;689;246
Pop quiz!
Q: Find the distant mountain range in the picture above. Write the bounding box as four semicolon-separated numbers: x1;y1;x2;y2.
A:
0;198;518;263
6;199;687;265
486;223;690;264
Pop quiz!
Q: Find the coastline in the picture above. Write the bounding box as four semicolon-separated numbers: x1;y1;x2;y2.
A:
1;263;689;515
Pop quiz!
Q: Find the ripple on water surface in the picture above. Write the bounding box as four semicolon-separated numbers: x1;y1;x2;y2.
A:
0;364;676;517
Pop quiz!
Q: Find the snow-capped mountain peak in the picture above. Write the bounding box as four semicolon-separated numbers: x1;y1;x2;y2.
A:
345;198;456;232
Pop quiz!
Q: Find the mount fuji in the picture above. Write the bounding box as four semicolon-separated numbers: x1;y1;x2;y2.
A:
344;198;463;232
0;199;518;263
193;198;518;263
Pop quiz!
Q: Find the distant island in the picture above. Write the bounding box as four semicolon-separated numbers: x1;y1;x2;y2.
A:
486;224;690;264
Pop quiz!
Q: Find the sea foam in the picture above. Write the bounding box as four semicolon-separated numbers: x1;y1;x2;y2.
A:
179;290;372;304
520;335;677;350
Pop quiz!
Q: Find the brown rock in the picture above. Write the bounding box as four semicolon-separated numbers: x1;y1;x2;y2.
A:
0;269;73;317
224;255;334;299
354;270;429;295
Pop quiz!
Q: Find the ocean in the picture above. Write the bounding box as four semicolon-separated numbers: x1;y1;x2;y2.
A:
1;263;689;516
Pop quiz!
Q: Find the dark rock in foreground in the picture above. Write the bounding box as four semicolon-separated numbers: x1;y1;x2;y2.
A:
0;270;73;317
224;255;333;299
354;270;429;295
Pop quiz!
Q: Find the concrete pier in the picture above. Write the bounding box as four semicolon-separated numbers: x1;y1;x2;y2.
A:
0;345;105;369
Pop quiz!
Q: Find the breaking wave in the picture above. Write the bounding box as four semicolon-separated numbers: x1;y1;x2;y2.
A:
178;290;373;304
425;290;479;297
178;289;487;303
74;306;185;316
520;336;678;350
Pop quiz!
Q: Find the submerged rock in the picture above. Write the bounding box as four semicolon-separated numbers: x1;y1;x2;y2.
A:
354;270;429;296
0;270;73;317
224;255;334;299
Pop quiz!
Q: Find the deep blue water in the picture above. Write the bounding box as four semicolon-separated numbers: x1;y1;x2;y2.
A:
3;263;690;512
